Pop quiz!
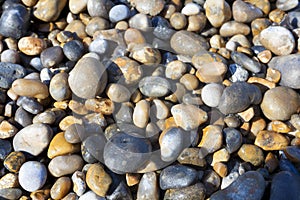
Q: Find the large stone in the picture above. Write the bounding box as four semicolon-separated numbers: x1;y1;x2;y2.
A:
33;0;67;22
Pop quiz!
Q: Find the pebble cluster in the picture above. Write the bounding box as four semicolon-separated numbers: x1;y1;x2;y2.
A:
0;0;299;199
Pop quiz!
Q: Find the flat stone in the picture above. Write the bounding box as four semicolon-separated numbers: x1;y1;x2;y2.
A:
3;151;26;173
238;144;264;166
255;131;289;151
210;171;265;200
50;177;72;200
198;125;223;158
19;161;47;192
204;0;231;27
34;0;67;22
159;165;198;190
196;62;227;83
13;123;52;156
48;155;84;177
131;0;165;16
192;51;227;70
164;183;206;200
137;172;159;200
0;62;26;89
231;51;262;73
260;87;300;120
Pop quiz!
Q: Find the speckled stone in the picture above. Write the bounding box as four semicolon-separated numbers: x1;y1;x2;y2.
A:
0;173;19;189
0;120;18;139
177;148;206;167
139;76;171;98
18;37;47;56
223;128;242;153
137;172;159;200
106;84;131;103
50;177;72;200
85;98;114;115
48;154;84;177
33;0;67;22
255;131;289;151
63;40;84;61
87;0;113;18
238;144;264;166
72;171;86;196
164;183;206;200
3;151;26;173
220;21;250;37
19;161;47;192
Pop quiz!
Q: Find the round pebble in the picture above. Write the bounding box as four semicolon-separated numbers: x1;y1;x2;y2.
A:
109;5;130;23
50;72;71;101
18;37;47;56
63;40;84;61
201;83;224;107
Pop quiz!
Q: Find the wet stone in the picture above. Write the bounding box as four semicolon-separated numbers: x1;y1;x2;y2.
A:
63;40;84;62
159;165;198;190
255;131;289;151
137;172;159;200
19;161;47;192
210;171;265;200
0;139;12;160
50;177;72;200
34;0;67;22
48;154;84;177
41;46;64;68
0;62;26;89
4;151;26;173
164;183;206;200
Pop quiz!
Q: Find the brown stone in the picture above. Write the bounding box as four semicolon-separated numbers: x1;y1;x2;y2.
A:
251;18;272;36
269;121;292;133
247;77;276;89
177;148;207;167
30;189;50;200
198;125;223;158
255;131;289;151
12;79;49;99
0;120;18;139
4;151;26;173
257;50;272;63
204;0;231;27
85;98;114;115
269;9;286;23
266;68;281;83
250;117;266;137
264;152;279;173
68;100;89;115
18;37;47;56
213;162;228;177
34;0;67;22
126;173;141;186
238;144;264;166
170;12;187;30
59;116;82;131
220;21;250;37
212;148;230;166
50;177;72;200
179;74;199;90
237;107;255;122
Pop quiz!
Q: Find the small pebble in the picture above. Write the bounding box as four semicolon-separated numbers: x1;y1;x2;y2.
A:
204;0;231;27
63;40;84;61
137;172;159;200
131;0;165;16
41;46;64;68
72;171;86;196
198;125;223;158
50;72;71;101
48;154;84;177
0;120;18;139
109;5;130;23
254;130;289;151
50;177;72;200
0;139;12;160
18;37;47;56
238;144;264;166
3;151;26;173
34;0;67;22
201;83;224;107
164;183;206;200
139;76;171;98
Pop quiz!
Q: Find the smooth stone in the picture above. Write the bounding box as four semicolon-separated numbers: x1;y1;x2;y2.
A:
86;163;112;197
152;99;169;120
13;123;52;156
196;62;227;83
279;158;299;175
223;128;242;153
79;191;105;200
72;171;86;196
17;96;43;115
260;87;300;120
219;21;250;37
130;44;161;65
1;49;20;64
0;188;22;200
170;12;187;30
204;0;231;27
19;161;47;192
0;62;26;89
3;151;25;173
255;131;289;151
69;0;87;14
288;11;300;29
132;100;149;128
128;13;151;31
181;2;201;16
139;76;171;97
192;50;227;70
164;183;206;200
106;182;132;200
0;139;12;160
63;40;84;61
170;30;209;56
114;103;133;124
284;146;300;163
268;54;300;89
270;171;300;200
231;51;262;73
33;0;67;22
106;84;131;103
50;177;72;200
41;46;64;68
198;125;223;158
12;79;49;99
0;3;30;39
48;155;84;177
81;134;107;162
238;144;264;166
109;4;130;23
87;0;113;18
18;37;47;56
211;171;265;200
48;132;80;159
137;172;159;200
159;127;185;162
228;64;249;82
14;107;33;127
177;148;206;167
212;148;230;166
65;20;87;39
159;165;198;190
69;57;107;99
276;0;298;11
0;173;19;189
259;26;295;56
201;83;224;107
49;72;71;101
131;0;164;16
88;38;108;54
232;0;263;23
218;82;262;115
165;60;186;80
104;132;152;174
0;120;18;139
187;13;207;32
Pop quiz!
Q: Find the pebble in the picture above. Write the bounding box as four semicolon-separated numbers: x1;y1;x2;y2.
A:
18;37;47;56
0;140;12;160
137;172;159;200
34;0;67;22
223;128;242;153
88;38;108;54
291;114;300;131
165;60;186;80
181;2;201;16
79;191;105;200
202;170;221;195
0;3;30;39
139;76;171;97
179;74;199;90
0;120;18;139
65;20;87;39
104;132;152;174
276;0;298;11
254;131;289;151
171;104;208;131
69;0;87;14
192;51;227;70
13;123;52;156
170;12;187;30
159;165;198;190
49;72;71;101
12;78;49;99
201;83;224;107
0;62;26;89
3;151;26;173
41;46;64;68
50;177;72;200
81;134;107;162
17;96;43;115
231;51;262;73
106;84;131;103
14;107;33;127
48;154;84;177
164;183;206;200
170;30;209;56
0;173;19;189
152;99;169;120
220;21;250;37
228;64;249;82
260;87;300;120
69;57;107;99
284;146;300;163
211;171;265;200
159;127;185;162
196;62;227;83
198;125;223;158
270;171;300;200
107;182;133;200
288;11;300;29
86;163;112;197
87;0;112;18
18;161;47;192
259;26;295;56
204;0;231;27
133;100;150;128
268;54;300;89
72;171;86;196
265;152;279;173
212;148;230;166
218;82;262;115
131;0;164;16
0;188;22;200
238;144;264;166
187;13;207;32
232;0;263;23
1;49;20;64
130;44;161;65
63;40;84;61
251;18;272;36
128;13;151;31
109;5;130;23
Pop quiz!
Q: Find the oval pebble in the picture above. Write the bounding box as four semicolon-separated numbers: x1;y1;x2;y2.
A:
139;76;171;98
109;5;130;23
48;154;84;177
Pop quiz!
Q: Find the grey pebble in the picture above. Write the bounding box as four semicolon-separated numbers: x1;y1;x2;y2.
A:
228;64;249;82
223;128;243;153
17;96;43;115
1;49;20;64
0;62;26;89
231;51;261;73
14;107;33;127
0;188;22;200
109;4;130;23
139;76;171;97
63;40;84;61
41;46;64;68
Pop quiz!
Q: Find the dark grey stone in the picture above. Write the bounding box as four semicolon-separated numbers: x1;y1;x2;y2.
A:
63;40;84;61
223;128;243;153
0;139;12;160
0;62;26;89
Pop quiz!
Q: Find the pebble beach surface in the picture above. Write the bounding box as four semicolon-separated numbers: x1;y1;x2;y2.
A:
0;0;299;199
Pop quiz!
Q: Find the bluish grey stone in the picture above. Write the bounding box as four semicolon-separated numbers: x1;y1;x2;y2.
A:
41;46;64;68
107;182;133;200
63;40;84;61
152;16;175;40
14;107;33;127
231;51;262;73
223;128;243;153
0;139;12;160
139;76;171;97
109;4;130;23
82;134;107;163
0;188;22;200
229;64;249;82
89;38;108;55
87;0;113;18
17;96;43;115
0;62;26;89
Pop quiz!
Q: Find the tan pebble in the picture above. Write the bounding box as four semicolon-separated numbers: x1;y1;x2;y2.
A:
0;120;18;139
131;89;143;103
255;130;289;151
61;192;77;200
59;116;82;131
163;4;176;19
240;122;250;135
237;107;255;122
18;37;47;56
50;177;72;200
269;9;286;23
196;62;227;83
266;68;281;83
30;189;50;200
269;121;292;133
7;88;18;101
19;196;30;200
217;48;231;59
220;21;250;37
210;35;225;49
124;28;145;45
165;60;187;80
130;44;161;65
69;0;87;14
115;21;128;30
212;148;230;166
192;51;227;70
179;74;199;90
170;12;187;30
213;162;228;177
33;0;67;22
85;98;114;115
133;100;150;128
247;77;276;89
12;79;49;99
250;117;266;137
54;101;69;110
48;155;84;177
257;50;272;63
126;173;141;186
106;83;131;103
222;79;232;87
204;0;232;28
198;125;223;158
152;99;169;120
187;13;206;32
68;100;89;115
238;144;264;166
47;132;80;159
264;152;278;173
0;173;19;189
22;0;38;7
86;163;112;197
291;137;300;146
236;47;252;56
65;20;87;39
164;117;177;129
4;151;26;173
